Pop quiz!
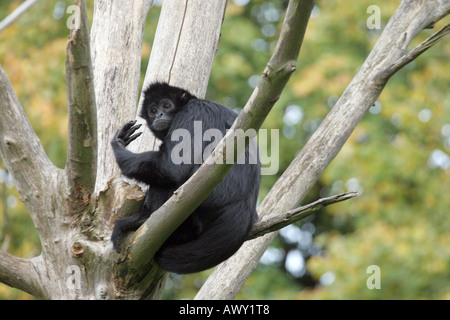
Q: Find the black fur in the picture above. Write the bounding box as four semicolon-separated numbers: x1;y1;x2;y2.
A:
110;82;261;274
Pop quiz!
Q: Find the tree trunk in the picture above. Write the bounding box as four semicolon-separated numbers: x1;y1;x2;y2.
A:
91;0;154;193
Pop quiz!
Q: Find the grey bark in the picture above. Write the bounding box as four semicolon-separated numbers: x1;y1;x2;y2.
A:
91;0;154;194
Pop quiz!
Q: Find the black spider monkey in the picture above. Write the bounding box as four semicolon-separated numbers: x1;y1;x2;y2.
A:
110;82;261;274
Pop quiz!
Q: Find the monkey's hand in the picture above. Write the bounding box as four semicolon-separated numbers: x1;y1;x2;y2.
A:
112;120;142;148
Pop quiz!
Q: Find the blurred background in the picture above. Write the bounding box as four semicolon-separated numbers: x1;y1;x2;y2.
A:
0;0;449;299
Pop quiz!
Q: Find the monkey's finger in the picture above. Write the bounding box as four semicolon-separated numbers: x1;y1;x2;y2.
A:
129;123;142;133
123;124;142;140
125;132;143;146
117;121;139;138
124;119;137;128
120;120;138;133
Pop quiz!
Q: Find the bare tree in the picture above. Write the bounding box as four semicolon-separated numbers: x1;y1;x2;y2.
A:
0;0;449;300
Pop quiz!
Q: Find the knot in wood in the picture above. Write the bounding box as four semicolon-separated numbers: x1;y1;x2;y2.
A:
71;241;84;258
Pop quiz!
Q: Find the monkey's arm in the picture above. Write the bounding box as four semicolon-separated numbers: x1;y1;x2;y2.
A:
111;120;186;186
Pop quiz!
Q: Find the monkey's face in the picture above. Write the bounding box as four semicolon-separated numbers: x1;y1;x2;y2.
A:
147;98;177;132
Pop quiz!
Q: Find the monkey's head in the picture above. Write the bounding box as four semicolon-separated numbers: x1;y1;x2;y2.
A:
140;82;196;140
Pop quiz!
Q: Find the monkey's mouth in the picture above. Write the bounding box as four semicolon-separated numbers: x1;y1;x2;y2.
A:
153;120;171;131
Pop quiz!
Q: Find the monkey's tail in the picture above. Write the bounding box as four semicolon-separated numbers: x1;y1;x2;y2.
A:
154;214;251;274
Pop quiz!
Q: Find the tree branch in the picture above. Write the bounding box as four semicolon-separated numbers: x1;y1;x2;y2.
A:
91;0;154;193
379;23;450;80
195;0;450;300
235;0;314;131
0;0;41;33
65;0;97;212
138;0;226;100
0;251;43;298
247;192;359;240
0;66;58;225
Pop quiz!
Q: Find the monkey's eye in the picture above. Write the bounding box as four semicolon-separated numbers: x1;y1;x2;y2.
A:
162;103;171;110
150;108;157;114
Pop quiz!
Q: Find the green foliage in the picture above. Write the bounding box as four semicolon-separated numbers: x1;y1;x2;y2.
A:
1;0;449;299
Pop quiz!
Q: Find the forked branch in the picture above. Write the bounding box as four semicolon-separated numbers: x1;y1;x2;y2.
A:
379;23;450;80
0;67;57;227
247;192;359;240
0;251;42;298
